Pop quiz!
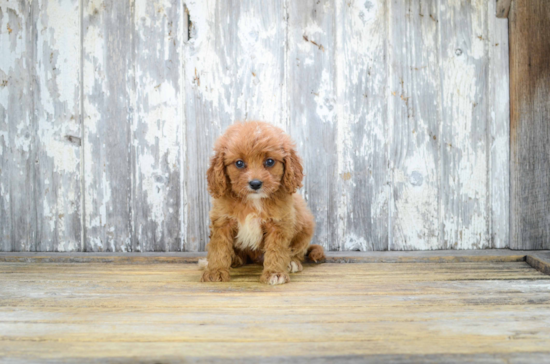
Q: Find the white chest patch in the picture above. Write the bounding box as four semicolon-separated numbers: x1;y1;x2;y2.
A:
236;214;263;250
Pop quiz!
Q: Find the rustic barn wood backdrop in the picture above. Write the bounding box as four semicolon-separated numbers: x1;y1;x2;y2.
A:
0;0;510;252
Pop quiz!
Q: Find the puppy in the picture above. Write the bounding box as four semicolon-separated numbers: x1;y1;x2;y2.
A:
200;121;325;285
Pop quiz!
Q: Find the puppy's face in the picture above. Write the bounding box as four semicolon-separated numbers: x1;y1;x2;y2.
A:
225;147;285;199
207;122;303;200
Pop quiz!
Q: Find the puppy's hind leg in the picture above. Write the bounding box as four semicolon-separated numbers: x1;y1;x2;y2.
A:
288;226;325;272
287;242;325;270
288;231;310;273
287;228;313;273
231;248;249;268
306;244;326;263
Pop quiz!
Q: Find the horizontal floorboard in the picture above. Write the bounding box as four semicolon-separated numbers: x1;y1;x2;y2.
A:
1;254;550;362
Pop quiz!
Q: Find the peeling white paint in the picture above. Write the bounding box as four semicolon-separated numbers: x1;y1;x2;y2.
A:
439;4;491;249
343;233;370;252
335;0;388;251
1;0;510;252
313;69;335;124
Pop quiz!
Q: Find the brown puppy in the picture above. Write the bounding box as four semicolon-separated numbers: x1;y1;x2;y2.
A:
201;121;325;285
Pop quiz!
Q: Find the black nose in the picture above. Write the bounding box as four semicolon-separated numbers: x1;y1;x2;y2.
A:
249;179;263;190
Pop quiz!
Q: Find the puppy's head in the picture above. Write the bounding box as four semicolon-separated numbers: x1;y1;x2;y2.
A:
207;121;303;199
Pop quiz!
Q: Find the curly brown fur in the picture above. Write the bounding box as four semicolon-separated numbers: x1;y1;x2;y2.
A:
200;121;323;285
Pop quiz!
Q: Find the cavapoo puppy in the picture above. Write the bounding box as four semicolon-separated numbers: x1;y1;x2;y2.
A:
200;121;325;285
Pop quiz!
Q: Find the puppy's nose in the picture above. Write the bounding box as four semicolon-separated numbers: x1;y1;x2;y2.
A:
249;179;263;190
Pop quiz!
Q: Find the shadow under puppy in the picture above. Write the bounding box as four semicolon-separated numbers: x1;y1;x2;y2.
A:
200;121;325;285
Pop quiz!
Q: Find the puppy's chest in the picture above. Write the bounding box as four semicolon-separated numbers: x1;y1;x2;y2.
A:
235;214;264;250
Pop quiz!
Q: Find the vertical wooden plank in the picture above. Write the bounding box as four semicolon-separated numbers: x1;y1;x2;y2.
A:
335;0;388;251
34;0;82;251
287;0;338;251
487;0;510;248
183;0;286;251
0;1;36;251
82;0;133;252
0;3;8;250
183;0;223;252
388;0;440;250
438;0;490;249
132;0;182;251
510;0;550;250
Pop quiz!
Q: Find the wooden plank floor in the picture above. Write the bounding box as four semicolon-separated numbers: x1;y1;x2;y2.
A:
1;259;550;363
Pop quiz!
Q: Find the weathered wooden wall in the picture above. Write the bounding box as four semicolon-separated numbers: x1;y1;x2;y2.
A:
509;0;550;250
0;0;510;252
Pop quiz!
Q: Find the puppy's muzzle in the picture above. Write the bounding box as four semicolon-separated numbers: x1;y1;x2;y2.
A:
249;179;263;190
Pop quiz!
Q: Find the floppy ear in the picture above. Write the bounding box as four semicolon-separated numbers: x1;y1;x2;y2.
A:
282;147;304;194
206;149;230;199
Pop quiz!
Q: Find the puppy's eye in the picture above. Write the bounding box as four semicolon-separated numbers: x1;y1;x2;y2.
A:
264;159;275;167
235;160;246;169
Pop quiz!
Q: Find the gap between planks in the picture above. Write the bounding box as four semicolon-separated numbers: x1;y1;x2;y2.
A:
1;250;549;276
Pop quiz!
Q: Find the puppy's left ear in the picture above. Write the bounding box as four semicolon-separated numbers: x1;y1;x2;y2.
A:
282;146;304;194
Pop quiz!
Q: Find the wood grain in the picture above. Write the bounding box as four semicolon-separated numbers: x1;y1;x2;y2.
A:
509;0;550;250
526;252;550;276
0;260;549;361
488;0;510;248
496;0;512;19
1;344;549;364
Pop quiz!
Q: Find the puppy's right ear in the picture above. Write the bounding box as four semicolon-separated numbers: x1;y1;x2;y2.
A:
207;149;229;199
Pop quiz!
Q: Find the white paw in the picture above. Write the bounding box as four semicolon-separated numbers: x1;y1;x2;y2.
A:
198;258;208;270
287;261;302;273
269;273;289;285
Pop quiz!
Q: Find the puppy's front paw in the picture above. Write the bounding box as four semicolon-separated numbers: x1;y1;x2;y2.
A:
260;272;290;285
201;269;230;282
287;260;303;273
